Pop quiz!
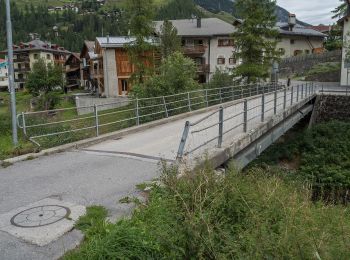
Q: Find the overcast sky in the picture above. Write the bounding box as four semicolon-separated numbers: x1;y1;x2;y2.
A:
277;0;339;25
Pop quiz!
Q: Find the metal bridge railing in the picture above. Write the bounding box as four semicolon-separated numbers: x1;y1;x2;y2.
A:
17;83;285;148
177;82;318;160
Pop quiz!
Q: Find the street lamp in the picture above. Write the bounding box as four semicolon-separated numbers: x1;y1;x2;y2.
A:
5;0;18;146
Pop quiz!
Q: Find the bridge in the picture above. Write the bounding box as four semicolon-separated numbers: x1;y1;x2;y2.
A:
14;82;347;169
0;81;348;259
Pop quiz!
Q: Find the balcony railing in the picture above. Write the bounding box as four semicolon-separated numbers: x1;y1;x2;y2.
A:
196;64;210;73
14;56;30;63
14;67;30;72
14;78;25;83
183;45;206;55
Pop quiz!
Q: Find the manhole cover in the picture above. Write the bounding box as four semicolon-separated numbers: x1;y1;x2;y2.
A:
10;205;71;228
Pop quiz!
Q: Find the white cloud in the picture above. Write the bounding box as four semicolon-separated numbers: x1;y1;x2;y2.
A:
277;0;340;25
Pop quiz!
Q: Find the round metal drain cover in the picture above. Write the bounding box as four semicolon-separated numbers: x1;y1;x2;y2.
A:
10;205;71;228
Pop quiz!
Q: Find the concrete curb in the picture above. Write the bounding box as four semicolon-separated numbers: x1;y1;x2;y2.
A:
4;99;237;165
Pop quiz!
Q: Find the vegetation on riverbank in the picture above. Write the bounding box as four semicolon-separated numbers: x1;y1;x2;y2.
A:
65;120;350;259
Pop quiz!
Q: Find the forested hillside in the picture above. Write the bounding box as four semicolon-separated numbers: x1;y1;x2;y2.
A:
0;0;309;53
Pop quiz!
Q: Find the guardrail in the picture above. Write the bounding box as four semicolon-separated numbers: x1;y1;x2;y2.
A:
17;83;285;148
177;82;318;159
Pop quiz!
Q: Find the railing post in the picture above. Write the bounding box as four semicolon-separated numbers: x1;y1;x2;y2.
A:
205;89;209;107
231;86;235;101
291;86;294;105
297;85;300;102
135;98;140;126
218;107;224;148
261;94;265;122
256;84;259;95
94;104;99;137
243;99;248;133
162;96;168;118
274;91;277;115
187;92;192;111
301;84;304;99
241;87;244;99
322;84;324;94
21;112;27;137
283;88;287;110
177;121;190;159
219;88;223;103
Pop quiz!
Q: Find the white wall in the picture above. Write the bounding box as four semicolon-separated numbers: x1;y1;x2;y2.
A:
103;48;118;97
209;37;237;80
341;18;350;86
277;36;324;58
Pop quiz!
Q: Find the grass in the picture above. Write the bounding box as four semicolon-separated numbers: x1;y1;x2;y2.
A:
64;163;350;259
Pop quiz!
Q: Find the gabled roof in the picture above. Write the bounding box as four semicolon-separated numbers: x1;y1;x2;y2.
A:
96;36;156;48
154;18;236;37
1;39;71;54
276;22;326;38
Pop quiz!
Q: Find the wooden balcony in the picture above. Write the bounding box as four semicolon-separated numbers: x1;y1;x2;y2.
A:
183;45;206;55
196;64;210;73
14;56;30;63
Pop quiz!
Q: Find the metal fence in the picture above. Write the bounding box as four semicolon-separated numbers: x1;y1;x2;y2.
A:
177;82;318;159
17;83;285;147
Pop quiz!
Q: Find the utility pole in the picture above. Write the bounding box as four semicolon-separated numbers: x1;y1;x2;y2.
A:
5;0;18;146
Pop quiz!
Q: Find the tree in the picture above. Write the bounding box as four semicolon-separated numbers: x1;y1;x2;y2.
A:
324;25;343;51
132;52;199;98
125;0;156;84
26;58;63;96
332;0;348;19
233;0;280;83
207;69;233;89
159;20;181;59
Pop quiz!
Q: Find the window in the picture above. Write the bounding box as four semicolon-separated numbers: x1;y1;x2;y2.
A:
194;39;204;46
279;48;285;55
305;50;310;54
34;54;39;59
218;39;234;47
290;39;295;44
47;54;51;60
121;79;128;92
229;58;236;65
217;57;225;65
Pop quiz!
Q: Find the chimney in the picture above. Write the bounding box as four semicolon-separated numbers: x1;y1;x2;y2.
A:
197;17;201;28
288;14;296;31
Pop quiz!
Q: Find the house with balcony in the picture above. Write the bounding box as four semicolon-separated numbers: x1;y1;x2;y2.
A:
154;18;238;83
93;36;156;97
0;59;8;90
65;53;82;92
0;39;70;89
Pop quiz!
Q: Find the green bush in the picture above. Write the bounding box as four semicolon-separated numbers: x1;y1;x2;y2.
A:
65;164;350;259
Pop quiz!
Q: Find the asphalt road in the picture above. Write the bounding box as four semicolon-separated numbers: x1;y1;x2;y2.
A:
0;151;159;260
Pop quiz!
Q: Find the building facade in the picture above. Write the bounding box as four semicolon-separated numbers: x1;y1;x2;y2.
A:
339;1;350;86
155;18;238;83
1;39;70;89
65;53;82;92
0;59;8;90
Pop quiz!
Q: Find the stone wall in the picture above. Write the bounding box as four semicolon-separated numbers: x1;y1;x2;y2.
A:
279;50;342;78
312;95;350;124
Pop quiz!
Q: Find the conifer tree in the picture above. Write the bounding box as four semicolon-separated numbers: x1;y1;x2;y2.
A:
159;20;181;59
233;0;280;83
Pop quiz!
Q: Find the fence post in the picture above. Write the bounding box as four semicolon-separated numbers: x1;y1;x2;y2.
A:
261;94;265;122
322;84;324;94
177;121;190;159
94;104;99;137
243;99;248;133
21;112;27;137
301;84;304;99
274;91;277;115
187;92;192;111
291;86;294;105
231;86;235;101
162;96;168;118
283;88;287;110
219;88;223;103
241;87;244;98
135;98;140;126
218;107;224;148
205;89;209;107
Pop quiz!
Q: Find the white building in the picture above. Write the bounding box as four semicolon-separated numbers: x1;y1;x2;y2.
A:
155;18;238;83
0;59;8;90
339;1;350;86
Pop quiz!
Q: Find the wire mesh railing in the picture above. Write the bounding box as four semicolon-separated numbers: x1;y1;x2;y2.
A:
177;82;318;160
17;83;285;148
